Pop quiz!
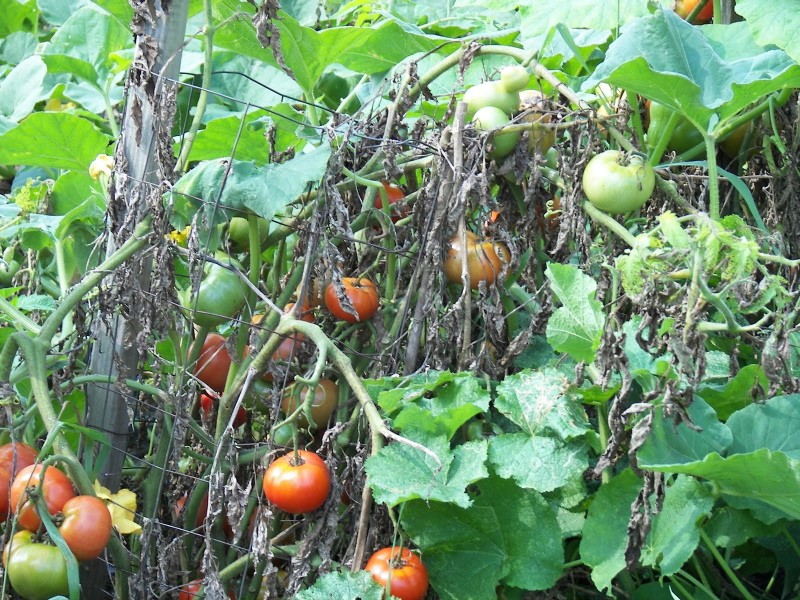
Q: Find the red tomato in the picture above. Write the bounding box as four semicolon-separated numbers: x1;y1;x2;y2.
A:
444;232;510;288
9;464;76;531
374;181;408;222
674;0;713;23
324;278;380;323
262;450;331;514
178;579;235;600
280;379;339;429
58;495;113;561
198;393;247;428
365;546;429;600
194;333;232;393
0;442;38;522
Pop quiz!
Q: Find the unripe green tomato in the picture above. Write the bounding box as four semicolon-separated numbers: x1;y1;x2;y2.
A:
227;216;269;251
180;254;247;328
473;106;520;160
463;80;520;119
582;150;655;214
499;65;529;93
6;542;69;600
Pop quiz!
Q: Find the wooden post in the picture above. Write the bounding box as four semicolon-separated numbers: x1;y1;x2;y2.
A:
84;1;189;597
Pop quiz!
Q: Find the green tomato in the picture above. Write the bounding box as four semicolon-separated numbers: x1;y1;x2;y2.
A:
473;106;520;160
180;254;247;328
463;80;520;119
227;216;269;251
582;150;655;214
647;101;704;156
499;65;529;93
6;542;70;600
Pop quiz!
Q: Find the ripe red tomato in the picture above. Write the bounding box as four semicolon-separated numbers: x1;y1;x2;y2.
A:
194;333;232;393
178;579;235;600
198;393;247;428
365;546;429;600
280;379;339;429
582;149;655;214
0;442;38;522
58;495;113;561
9;464;76;531
5;539;69;600
324;278;380;323
262;450;331;514
444;232;510;288
374;181;408;222
674;0;713;23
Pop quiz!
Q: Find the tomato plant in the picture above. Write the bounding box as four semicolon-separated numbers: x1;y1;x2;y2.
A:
178;579;235;600
5;538;69;600
674;0;713;23
646;100;704;156
280;379;339;429
0;442;37;522
262;450;331;514
199;392;247;427
582;150;655;214
374;181;408;222
58;494;113;561
444;231;510;288
324;277;380;323
9;464;76;531
365;546;429;600
179;255;247;328
194;333;232;393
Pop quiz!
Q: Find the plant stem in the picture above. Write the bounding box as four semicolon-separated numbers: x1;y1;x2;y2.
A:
582;201;637;247
699;528;755;600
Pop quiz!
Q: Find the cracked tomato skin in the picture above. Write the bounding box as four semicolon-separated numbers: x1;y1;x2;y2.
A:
9;464;76;531
444;232;511;289
365;546;429;600
262;450;331;514
0;442;38;522
324;278;379;323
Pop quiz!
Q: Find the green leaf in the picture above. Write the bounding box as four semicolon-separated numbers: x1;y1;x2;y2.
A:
0;112;111;171
487;433;588;493
696;364;768;421
42;4;132;83
389;373;491;440
294;571;385;600
495;369;590;440
726;394;800;457
641;475;713;575
182;106;302;165
583;10;800;133
519;0;670;37
704;506;781;549
365;436;488;508
0;55;47;122
735;0;800;64
209;52;302;109
580;468;643;592
402;476;564;598
169;143;331;230
637;396;733;468
16;294;57;313
277;12;453;94
544;263;604;363
0;0;38;37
